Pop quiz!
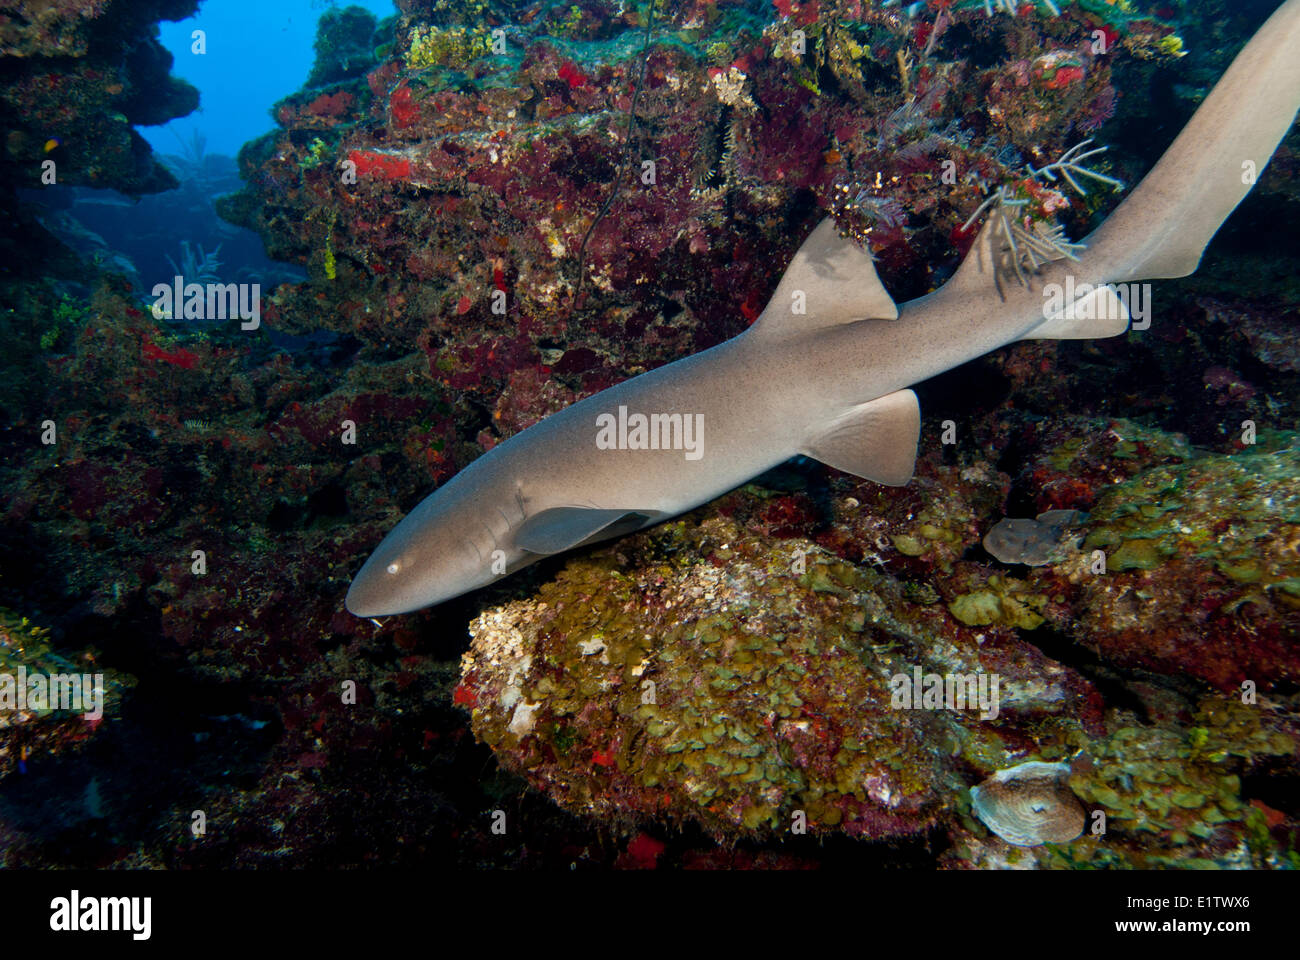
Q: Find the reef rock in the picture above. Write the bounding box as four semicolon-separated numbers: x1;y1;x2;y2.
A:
1065;435;1300;690
458;511;1104;840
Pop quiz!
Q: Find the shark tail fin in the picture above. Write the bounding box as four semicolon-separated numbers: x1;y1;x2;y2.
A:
938;0;1298;342
1081;0;1300;284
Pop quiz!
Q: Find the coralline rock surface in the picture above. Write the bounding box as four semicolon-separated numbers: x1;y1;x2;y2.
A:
1;0;200;275
458;511;1106;839
1067;435;1300;690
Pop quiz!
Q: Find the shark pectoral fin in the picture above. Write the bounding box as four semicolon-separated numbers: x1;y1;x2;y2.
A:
804;389;920;486
754;219;898;337
515;507;660;554
1021;284;1130;340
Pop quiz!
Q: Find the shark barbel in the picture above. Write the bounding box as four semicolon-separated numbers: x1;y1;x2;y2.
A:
347;0;1300;617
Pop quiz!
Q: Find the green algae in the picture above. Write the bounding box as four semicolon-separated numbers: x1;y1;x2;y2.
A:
1068;696;1293;846
888;502;975;570
948;576;1048;629
38;294;93;353
1108;537;1166;571
891;534;925;557
458;517;960;839
1047;418;1193;474
0;608;135;777
406;24;491;71
1083;436;1300;590
0;609;128;702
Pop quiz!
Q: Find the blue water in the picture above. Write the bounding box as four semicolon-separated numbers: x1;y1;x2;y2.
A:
143;0;396;159
27;1;399;320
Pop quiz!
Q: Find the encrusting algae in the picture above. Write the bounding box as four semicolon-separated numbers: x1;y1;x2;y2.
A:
1067;433;1300;689
0;608;134;779
459;517;952;838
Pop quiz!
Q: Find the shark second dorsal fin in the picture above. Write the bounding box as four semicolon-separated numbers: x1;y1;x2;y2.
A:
753;219;898;337
803;389;920;486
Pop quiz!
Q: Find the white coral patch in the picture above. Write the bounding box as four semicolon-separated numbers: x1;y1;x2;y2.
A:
577;634;605;658
508;700;541;736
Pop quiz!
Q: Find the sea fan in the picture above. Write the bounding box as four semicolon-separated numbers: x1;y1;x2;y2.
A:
166;240;224;285
963;140;1123;284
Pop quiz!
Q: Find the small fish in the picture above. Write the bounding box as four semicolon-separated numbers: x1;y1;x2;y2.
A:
43;137;62;152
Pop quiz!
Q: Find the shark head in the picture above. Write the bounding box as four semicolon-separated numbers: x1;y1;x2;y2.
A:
345;499;503;616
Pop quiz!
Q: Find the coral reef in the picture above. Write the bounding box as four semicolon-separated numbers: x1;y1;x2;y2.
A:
1065;435;1300;690
1068;696;1295;851
0;0;1295;869
0;608;133;778
457;512;1103;840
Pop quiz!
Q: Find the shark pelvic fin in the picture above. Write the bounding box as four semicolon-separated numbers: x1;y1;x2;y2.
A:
754;219;898;336
1021;283;1130;339
516;507;659;554
804;388;920;486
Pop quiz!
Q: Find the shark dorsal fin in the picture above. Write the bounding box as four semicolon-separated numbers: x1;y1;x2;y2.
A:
753;219;898;337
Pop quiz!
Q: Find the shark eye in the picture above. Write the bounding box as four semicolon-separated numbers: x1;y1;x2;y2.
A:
386;562;400;575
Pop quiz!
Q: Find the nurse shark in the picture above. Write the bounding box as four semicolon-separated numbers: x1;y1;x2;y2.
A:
347;0;1300;617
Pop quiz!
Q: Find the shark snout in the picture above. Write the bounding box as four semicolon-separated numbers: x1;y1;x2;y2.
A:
344;553;402;617
344;541;431;617
345;512;500;616
344;567;387;617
